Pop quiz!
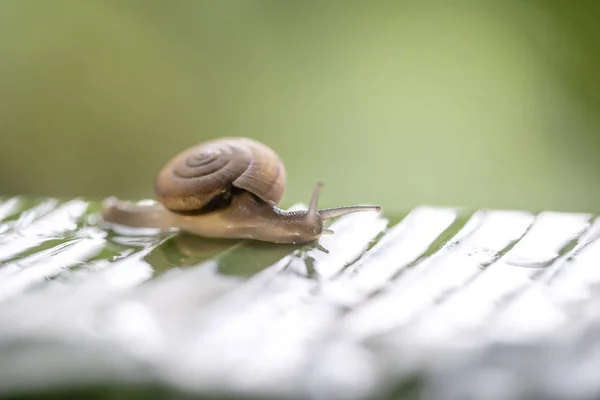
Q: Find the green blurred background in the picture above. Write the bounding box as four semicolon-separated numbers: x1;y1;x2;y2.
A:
1;1;599;215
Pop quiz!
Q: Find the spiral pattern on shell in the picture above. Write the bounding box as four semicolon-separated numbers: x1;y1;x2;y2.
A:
155;137;286;213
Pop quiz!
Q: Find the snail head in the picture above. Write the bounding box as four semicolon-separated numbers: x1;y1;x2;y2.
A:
292;181;381;243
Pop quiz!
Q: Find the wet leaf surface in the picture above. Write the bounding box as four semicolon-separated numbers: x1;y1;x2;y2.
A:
0;197;599;399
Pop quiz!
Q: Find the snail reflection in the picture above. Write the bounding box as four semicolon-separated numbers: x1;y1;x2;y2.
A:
102;137;380;244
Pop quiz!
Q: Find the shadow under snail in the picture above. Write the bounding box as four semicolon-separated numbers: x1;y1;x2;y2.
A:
102;137;381;244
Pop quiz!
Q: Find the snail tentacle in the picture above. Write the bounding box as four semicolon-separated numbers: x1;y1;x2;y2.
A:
318;205;382;220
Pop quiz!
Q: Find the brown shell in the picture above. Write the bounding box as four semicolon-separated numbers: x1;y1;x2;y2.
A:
155;137;286;213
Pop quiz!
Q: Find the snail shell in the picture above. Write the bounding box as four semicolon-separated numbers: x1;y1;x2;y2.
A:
155;137;286;213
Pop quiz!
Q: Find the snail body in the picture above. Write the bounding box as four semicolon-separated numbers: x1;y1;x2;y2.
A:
102;137;380;244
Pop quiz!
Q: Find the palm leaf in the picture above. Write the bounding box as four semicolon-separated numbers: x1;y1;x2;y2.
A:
0;197;598;400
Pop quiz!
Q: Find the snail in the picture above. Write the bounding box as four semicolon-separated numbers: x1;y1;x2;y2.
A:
102;137;381;244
